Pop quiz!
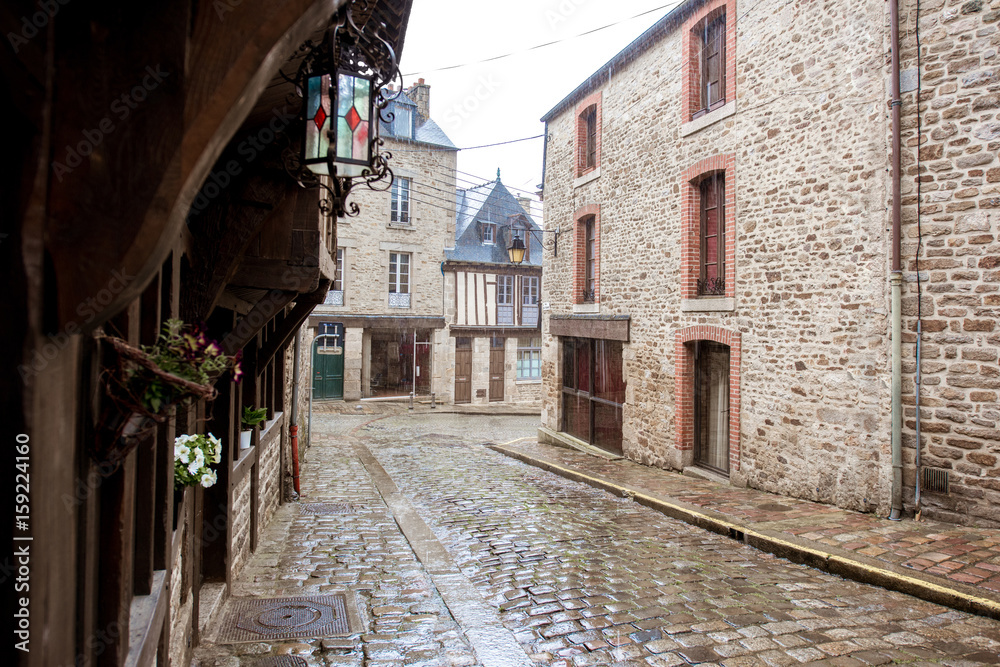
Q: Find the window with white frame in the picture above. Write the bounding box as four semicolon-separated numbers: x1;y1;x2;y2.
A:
388;252;410;308
522;276;538;306
325;247;345;306
497;275;513;305
517;337;541;380
482;222;495;245
391;177;411;224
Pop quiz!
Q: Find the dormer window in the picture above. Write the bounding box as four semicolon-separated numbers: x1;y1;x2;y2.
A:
395;106;412;138
482;223;495;245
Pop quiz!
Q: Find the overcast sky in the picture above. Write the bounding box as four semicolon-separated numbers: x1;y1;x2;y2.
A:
398;0;680;218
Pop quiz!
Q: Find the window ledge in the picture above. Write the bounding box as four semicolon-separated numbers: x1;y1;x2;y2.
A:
573;167;601;189
515;379;542;385
387;222;415;230
681;297;735;312
573;302;600;314
681;100;737;137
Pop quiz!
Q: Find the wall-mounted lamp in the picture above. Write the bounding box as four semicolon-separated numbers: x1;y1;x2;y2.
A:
507;227;560;265
282;2;401;218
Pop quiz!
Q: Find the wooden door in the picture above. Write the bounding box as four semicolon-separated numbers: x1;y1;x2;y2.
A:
695;341;730;474
455;337;472;404
312;329;344;400
489;336;505;402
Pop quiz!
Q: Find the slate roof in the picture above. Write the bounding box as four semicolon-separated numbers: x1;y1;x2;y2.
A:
446;179;542;267
380;90;457;149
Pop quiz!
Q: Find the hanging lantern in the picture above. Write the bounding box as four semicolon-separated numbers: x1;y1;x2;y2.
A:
304;68;374;177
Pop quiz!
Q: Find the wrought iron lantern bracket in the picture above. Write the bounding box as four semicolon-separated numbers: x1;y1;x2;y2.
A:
280;0;402;219
506;221;560;265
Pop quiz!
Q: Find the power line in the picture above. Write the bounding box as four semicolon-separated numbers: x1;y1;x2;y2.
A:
391;134;545;152
402;1;685;76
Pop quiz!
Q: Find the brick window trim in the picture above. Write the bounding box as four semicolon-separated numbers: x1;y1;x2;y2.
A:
681;153;736;300
682;0;736;122
674;325;742;471
574;91;602;178
573;204;600;305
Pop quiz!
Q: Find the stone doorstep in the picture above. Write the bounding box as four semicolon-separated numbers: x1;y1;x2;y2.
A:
490;443;1000;623
198;582;228;638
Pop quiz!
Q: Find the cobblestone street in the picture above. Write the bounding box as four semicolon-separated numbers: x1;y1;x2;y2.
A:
197;412;1000;666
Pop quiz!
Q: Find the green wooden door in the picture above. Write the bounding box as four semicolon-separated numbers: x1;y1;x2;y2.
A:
313;327;344;400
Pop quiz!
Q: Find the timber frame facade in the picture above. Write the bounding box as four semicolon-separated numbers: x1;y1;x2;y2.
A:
3;0;412;664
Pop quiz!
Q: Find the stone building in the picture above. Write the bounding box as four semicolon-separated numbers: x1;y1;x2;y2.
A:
538;0;998;526
308;80;459;402
442;178;544;405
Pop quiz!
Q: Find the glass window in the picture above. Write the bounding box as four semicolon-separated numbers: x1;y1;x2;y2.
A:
391;177;411;224
585;106;597;169
333;247;344;292
389;252;410;294
497;275;513;306
522;276;539;305
483;223;495;244
697;12;727;117
561;337;624;455
517;337;541;380
584;216;597;302
395;106;412;138
699;172;726;295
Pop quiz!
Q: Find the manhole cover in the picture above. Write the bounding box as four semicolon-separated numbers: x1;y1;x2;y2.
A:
216;595;360;643
300;503;352;515
758;503;792;512
249;658;308;667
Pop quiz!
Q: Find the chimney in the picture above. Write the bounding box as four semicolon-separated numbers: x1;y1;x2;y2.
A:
517;196;533;218
407;77;430;126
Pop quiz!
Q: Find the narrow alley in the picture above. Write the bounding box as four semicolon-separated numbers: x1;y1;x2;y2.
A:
195;412;1000;666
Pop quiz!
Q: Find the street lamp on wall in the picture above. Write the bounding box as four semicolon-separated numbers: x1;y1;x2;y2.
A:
283;2;400;218
507;226;560;265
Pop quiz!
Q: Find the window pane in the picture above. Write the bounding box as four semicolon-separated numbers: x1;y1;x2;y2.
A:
593;402;623;456
594;340;625;404
563;392;590;442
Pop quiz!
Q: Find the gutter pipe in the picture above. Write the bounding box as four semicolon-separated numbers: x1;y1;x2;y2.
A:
889;0;904;521
290;329;302;497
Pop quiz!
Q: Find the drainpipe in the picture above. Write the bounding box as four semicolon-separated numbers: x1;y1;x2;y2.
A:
290;329;302;497
889;0;904;521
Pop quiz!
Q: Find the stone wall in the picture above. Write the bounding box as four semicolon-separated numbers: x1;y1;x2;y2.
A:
897;0;1000;525
259;422;282;529
542;0;894;514
230;470;253;578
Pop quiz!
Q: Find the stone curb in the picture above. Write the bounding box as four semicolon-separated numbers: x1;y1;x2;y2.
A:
490;444;1000;622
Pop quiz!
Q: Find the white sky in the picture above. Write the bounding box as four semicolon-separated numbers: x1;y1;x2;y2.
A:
399;0;680;218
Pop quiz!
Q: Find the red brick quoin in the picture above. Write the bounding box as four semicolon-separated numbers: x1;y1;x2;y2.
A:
681;0;737;121
572;204;600;304
674;325;742;472
574;90;602;178
680;153;736;300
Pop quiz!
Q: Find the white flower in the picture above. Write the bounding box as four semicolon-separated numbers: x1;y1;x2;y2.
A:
199;470;217;488
188;449;205;475
175;444;191;464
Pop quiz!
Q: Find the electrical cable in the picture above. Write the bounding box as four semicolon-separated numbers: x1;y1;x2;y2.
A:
402;1;686;76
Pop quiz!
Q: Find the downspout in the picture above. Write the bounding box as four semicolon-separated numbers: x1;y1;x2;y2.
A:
889;0;904;521
290;328;302;498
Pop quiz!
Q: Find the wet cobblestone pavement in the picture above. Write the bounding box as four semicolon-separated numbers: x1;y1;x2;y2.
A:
198;412;1000;666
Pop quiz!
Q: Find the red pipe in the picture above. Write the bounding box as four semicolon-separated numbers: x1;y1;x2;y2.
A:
290;424;301;495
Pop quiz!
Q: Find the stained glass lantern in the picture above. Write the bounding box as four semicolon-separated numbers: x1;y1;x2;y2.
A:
304;69;374;176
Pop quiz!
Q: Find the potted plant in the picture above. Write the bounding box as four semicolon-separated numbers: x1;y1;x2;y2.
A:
96;319;241;467
174;433;222;488
241;406;268;449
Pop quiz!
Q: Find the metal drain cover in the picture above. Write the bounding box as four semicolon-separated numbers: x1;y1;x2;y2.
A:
300;503;352;515
216;595;361;643
249;658;308;667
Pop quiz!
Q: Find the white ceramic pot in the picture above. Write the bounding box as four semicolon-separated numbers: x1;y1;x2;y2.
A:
239;430;252;450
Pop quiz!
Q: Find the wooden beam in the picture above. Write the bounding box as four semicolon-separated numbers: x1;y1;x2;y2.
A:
256;281;330;369
220;290;298;355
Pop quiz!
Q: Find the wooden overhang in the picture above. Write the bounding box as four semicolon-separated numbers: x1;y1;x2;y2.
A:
549;314;631;342
442;260;544;276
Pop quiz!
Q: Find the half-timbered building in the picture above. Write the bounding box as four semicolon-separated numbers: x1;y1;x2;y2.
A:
4;1;412;664
443;179;543;405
